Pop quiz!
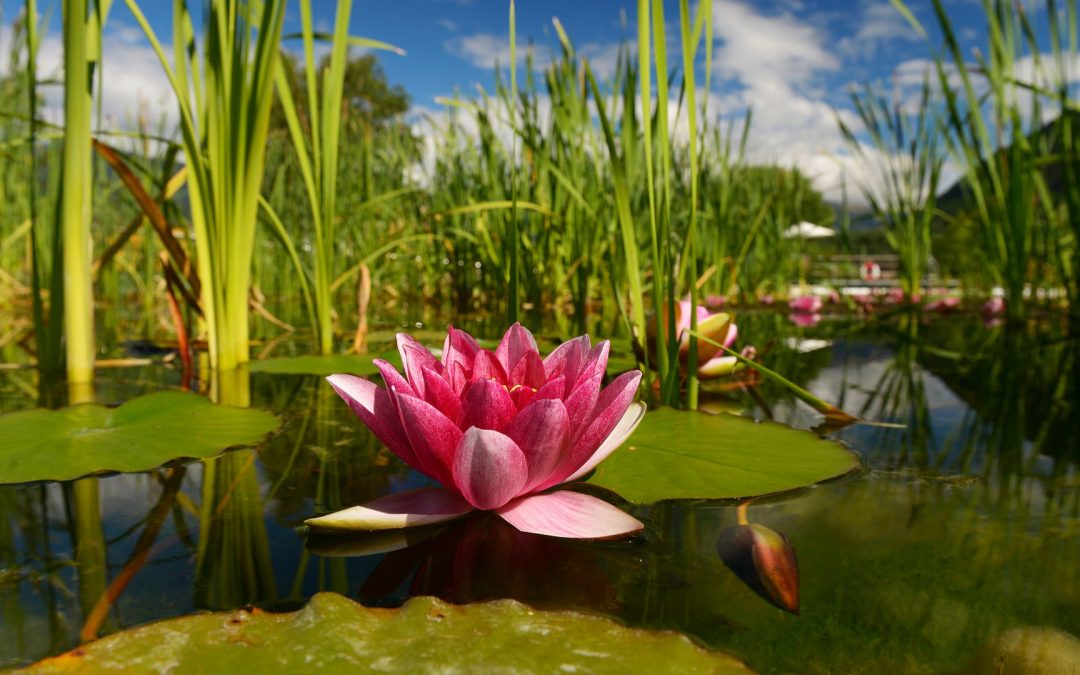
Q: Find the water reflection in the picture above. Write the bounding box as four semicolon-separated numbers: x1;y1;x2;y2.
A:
309;513;641;614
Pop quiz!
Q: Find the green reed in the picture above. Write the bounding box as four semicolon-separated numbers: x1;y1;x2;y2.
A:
125;0;285;370
896;0;1078;319
839;77;943;299
270;0;407;354
60;0;105;391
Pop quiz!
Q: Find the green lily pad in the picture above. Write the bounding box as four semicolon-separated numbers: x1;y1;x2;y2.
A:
249;351;402;376
588;408;859;503
27;593;752;674
0;391;279;484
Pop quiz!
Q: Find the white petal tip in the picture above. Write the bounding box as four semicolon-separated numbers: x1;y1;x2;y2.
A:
306;488;474;532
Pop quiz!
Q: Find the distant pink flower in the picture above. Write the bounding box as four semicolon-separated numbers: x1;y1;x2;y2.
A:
788;295;823;314
309;324;646;540
789;312;821;328
983;296;1005;318
651;300;742;379
705;294;726;309
925;297;960;313
760;294;774;306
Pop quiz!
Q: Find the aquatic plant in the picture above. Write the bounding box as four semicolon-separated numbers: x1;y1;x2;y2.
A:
651;300;741;380
124;0;285;370
309;324;646;539
839;77;943;301
789;295;823;314
61;0;108;390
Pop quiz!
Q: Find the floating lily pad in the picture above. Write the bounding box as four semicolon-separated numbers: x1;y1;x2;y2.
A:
0;391;279;484
28;593;752;674
249;351;401;376
588;408;859;503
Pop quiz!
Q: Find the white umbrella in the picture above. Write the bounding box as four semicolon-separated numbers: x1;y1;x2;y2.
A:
783;221;835;239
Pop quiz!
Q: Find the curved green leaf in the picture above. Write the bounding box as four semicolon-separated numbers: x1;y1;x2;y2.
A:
28;593;751;674
588;408;860;503
0;392;279;484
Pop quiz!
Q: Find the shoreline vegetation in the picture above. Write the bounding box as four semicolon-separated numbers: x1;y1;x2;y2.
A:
0;0;1077;379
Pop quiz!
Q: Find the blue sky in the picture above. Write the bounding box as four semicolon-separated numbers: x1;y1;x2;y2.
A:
0;1;1051;201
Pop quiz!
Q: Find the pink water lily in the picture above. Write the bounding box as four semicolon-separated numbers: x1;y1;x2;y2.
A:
308;324;646;540
651;300;741;379
788;295;823;314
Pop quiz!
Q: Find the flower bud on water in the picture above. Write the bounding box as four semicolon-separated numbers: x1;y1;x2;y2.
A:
716;523;799;614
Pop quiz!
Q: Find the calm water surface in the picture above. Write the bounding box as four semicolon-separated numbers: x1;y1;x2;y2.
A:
1;313;1078;673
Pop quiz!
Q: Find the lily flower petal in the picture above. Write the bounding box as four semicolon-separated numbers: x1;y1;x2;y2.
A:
453;428;529;510
562;401;646;483
471;349;507;385
562;369;603;437
442;325;480;372
375;358;416;401
496;491;644;539
573;340;611;391
543;335;591;392
459;378;516;432
305;487;473;531
509;350;546;390
326;374;422;472
697;355;738;380
394;390;463;487
495;322;539;374
397;333;441;398
532;374;567;401
507;398;571;492
421;366;462;424
541;370;641;490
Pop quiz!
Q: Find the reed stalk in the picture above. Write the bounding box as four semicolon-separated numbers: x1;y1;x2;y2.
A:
124;0;285;370
61;0;98;387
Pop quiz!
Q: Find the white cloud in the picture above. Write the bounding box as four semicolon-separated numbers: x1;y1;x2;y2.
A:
713;0;840;92
21;22;178;143
710;0;860;203
445;32;553;71
578;41;633;81
838;2;921;59
438;18;459;32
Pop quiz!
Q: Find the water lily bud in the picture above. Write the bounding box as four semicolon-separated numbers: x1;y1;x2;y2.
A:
716;523;799;614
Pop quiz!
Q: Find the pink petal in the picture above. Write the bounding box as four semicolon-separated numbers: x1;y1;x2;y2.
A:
495;322;539;375
326;374;423;473
540;370;641;491
397;334;441;398
563;369;602;438
572;340;611;392
421;365;461;423
394;390;463;487
442;325;480;372
509;350;546;390
543;335;591;388
509;385;536;409
452;428;529;510
506;398;570;491
562;402;646;483
496;491;644;539
375;358;415;401
532;374;566;401
459;378;516;432
471;349;507;385
305;487;473;531
448;361;469;395
723;323;739;349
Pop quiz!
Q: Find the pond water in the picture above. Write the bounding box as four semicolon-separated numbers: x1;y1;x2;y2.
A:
1;312;1078;673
